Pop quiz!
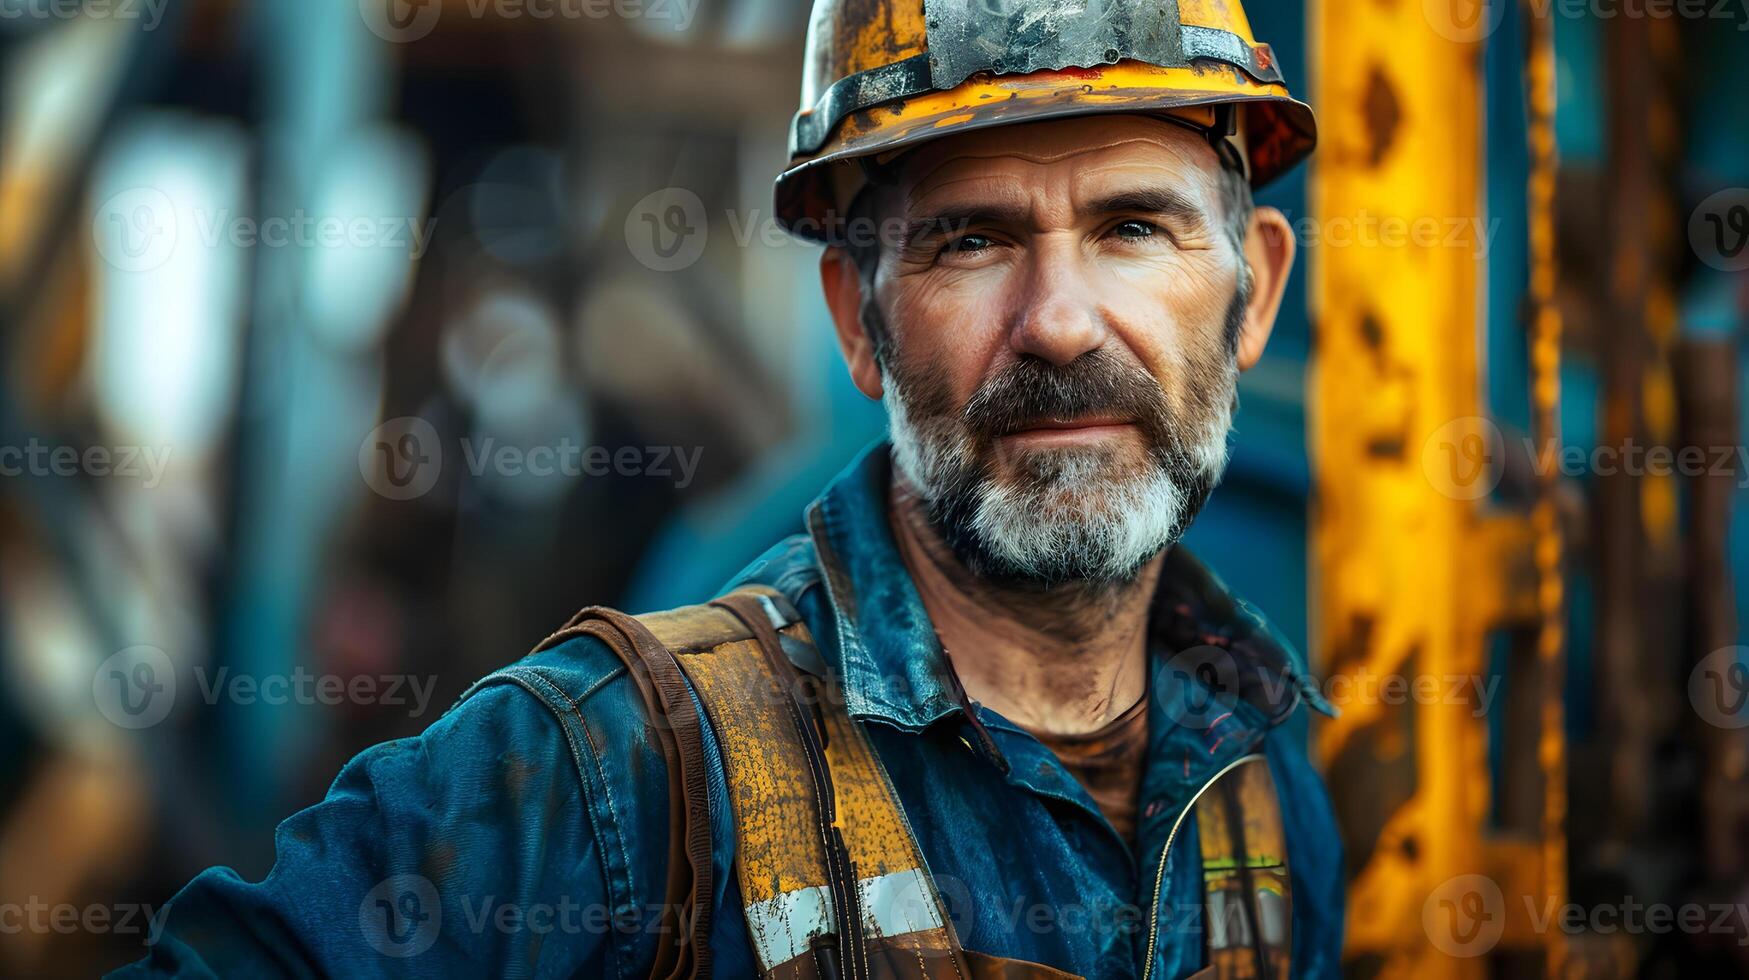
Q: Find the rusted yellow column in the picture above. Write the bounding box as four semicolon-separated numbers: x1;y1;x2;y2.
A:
1308;3;1497;977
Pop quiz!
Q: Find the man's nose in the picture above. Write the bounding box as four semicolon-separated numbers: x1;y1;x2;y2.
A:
1007;244;1109;366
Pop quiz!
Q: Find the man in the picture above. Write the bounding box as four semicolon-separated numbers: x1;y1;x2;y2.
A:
122;0;1342;977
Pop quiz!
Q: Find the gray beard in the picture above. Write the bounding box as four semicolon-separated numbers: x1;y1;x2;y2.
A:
884;366;1235;590
873;266;1249;590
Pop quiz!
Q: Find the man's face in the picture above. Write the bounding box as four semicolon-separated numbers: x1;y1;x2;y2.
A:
850;115;1260;589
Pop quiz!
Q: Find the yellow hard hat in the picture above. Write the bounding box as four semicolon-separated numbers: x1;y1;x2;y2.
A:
776;0;1317;243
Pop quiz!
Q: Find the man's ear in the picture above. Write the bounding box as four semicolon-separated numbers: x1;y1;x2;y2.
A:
821;248;884;400
1235;205;1297;373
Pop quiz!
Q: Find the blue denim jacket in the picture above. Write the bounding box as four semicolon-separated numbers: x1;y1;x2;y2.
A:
119;442;1344;979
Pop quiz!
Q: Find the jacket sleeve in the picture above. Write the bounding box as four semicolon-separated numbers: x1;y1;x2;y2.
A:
112;681;618;979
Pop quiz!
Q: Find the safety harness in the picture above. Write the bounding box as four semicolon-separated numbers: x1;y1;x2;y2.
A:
533;585;1293;980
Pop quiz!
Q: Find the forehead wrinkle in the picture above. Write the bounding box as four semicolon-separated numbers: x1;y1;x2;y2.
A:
900;175;1040;235
903;175;1214;239
905;170;1030;212
899;132;1223;231
1069;137;1219;190
902;133;1203;190
902;164;1040;228
1070;166;1217;224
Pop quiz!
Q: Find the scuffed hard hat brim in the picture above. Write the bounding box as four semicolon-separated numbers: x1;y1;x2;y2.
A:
774;61;1316;245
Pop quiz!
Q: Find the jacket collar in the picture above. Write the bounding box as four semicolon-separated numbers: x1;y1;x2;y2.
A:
805;443;964;729
802;441;1334;731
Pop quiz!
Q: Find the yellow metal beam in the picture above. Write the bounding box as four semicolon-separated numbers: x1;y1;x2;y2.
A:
1308;3;1492;976
1310;1;1569;974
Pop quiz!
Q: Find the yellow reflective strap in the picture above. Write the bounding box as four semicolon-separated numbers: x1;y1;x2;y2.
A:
680;635;833;904
671;595;966;978
1195;756;1293;980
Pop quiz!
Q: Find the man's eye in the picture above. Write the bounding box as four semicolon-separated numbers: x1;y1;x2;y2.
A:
943;234;993;254
1112;220;1158;240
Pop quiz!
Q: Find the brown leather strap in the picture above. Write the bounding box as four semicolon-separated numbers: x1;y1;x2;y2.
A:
536;607;715;980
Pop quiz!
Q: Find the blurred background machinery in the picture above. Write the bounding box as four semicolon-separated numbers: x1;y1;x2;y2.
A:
1313;5;1749;978
0;0;1744;975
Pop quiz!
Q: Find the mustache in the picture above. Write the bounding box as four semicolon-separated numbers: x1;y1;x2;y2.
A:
960;349;1173;445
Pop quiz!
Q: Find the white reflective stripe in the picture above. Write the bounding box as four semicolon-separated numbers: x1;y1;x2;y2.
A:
745;882;833;969
859;866;945;937
743;868;945;969
755;593;790;630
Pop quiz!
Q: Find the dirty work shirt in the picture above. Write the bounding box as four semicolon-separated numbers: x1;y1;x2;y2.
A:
1023;692;1151;848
